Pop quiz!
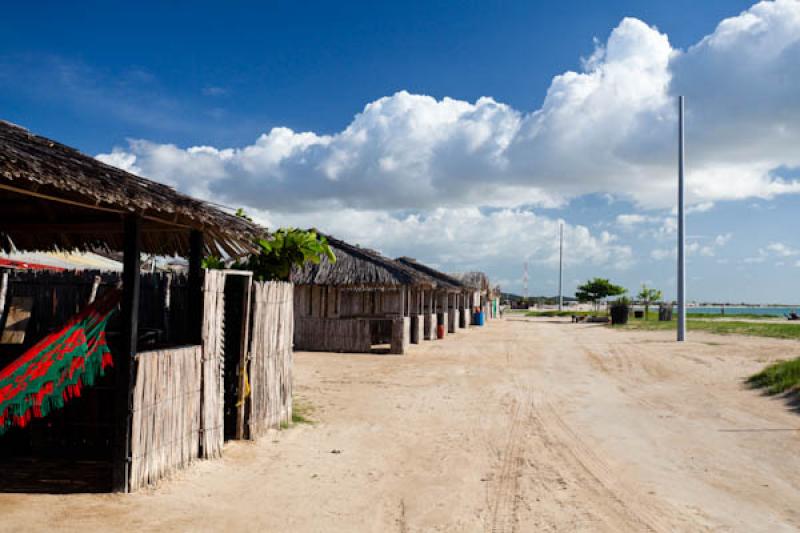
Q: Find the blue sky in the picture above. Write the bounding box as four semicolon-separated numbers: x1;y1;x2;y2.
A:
2;0;799;303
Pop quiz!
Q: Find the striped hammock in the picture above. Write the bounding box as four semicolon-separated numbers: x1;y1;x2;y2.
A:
0;289;120;434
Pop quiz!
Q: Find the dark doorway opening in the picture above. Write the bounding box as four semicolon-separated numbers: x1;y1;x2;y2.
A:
222;273;252;441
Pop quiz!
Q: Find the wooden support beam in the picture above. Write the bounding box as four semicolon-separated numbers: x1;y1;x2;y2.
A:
0;221;184;233
112;215;141;493
188;230;204;344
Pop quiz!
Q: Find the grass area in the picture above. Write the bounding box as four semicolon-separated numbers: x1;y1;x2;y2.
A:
621;318;800;340
280;398;315;429
524;309;784;320
687;312;784;320
525;310;597;317
747;358;800;395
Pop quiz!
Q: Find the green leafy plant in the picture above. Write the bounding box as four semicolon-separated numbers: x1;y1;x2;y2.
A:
201;255;226;269
238;228;336;281
575;278;626;312
203;211;336;281
637;284;663;320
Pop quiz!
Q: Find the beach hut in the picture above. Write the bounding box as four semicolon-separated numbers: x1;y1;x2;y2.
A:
291;235;436;354
395;257;467;335
0;120;292;492
449;271;493;322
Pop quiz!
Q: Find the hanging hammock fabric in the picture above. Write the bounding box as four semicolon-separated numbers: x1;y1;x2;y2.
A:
0;289;121;434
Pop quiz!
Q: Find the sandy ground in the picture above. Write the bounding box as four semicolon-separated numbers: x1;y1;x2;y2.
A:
2;317;800;532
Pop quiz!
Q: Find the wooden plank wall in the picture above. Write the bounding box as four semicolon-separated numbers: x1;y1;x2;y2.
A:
200;270;226;459
248;281;294;438
129;346;202;491
294;285;343;319
294;317;371;352
292;285;409;319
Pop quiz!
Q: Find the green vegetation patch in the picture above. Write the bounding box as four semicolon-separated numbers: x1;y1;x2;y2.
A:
622;319;800;340
747;358;800;395
525;310;594;317
292;398;315;425
687;312;783;320
279;398;315;429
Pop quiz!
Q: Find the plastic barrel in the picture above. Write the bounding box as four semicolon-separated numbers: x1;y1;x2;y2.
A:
436;324;445;339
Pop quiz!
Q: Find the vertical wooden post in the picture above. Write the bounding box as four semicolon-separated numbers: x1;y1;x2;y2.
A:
188;229;204;344
0;271;8;324
88;275;101;304
236;274;253;440
113;215;141;493
163;272;173;341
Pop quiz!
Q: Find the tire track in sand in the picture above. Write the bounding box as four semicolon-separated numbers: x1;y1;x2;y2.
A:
487;396;526;533
528;391;704;532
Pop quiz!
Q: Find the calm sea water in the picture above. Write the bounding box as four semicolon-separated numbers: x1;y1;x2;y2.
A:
687;306;798;317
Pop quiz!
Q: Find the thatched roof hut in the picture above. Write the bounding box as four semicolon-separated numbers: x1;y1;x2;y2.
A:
0;120;260;256
292;235;434;289
448;271;490;293
0;119;270;493
394;257;463;292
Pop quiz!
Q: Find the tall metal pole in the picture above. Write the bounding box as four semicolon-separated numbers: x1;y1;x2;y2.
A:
523;260;529;306
558;223;563;311
677;96;686;341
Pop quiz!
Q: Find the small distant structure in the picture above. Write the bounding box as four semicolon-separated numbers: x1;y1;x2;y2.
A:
449;271;499;320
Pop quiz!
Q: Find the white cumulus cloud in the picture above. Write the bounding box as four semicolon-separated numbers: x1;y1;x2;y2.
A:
93;1;800;286
98;1;800;214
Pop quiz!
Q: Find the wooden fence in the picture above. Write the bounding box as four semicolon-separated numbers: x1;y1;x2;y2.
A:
200;270;226;458
129;346;202;491
1;269;294;490
248;281;294;438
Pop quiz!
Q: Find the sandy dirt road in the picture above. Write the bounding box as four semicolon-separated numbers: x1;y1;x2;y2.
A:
1;317;799;532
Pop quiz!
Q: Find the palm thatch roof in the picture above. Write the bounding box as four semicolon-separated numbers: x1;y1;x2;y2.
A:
0;120;261;256
291;234;434;289
448;271;490;292
395;257;464;292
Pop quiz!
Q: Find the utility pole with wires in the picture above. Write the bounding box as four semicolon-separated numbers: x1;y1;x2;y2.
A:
558;224;564;311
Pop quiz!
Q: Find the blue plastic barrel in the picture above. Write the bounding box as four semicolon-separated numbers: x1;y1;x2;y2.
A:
474;311;485;326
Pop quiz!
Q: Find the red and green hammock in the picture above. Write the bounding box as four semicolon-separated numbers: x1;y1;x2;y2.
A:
0;289;120;434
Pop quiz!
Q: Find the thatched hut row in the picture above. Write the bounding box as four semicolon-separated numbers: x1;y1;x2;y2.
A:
0;118;497;493
290;236;496;355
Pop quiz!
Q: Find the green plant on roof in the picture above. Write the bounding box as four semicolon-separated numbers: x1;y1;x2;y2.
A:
204;210;336;281
242;227;337;281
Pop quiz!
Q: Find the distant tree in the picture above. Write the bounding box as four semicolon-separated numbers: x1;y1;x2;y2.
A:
575;278;626;311
637;284;663;320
